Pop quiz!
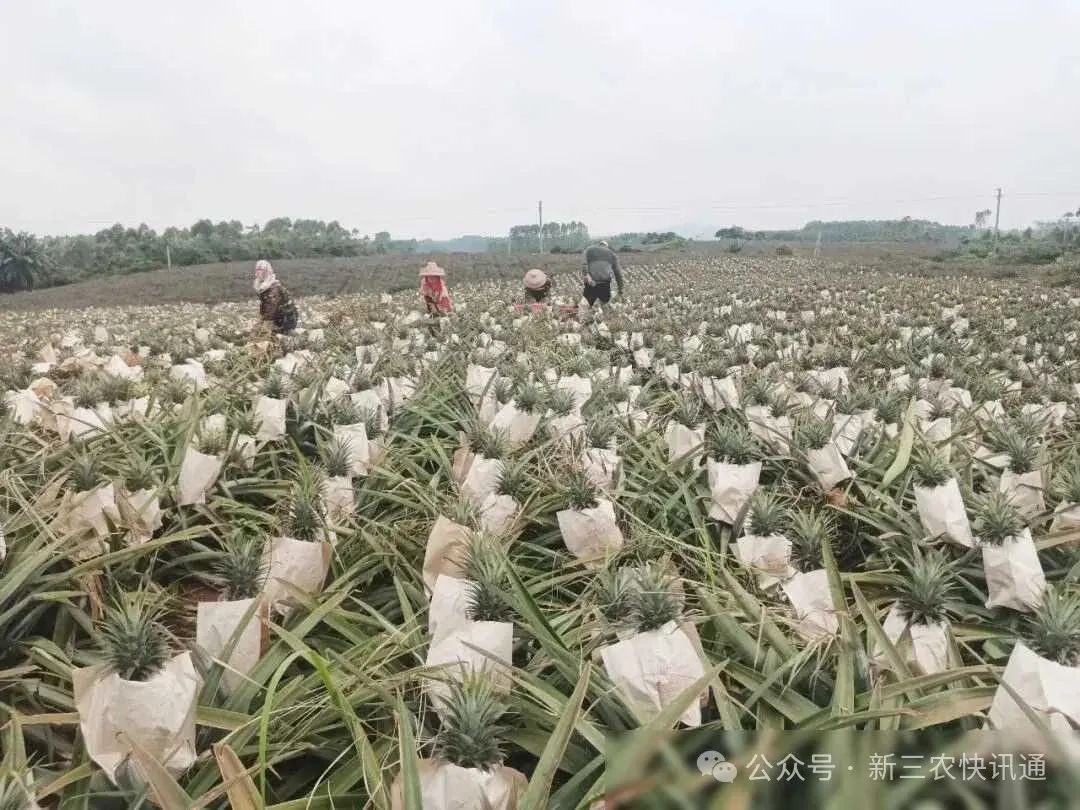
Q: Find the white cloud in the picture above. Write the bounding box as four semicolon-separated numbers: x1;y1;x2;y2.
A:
1;0;1078;237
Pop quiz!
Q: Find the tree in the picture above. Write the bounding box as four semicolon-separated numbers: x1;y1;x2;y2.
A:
715;226;751;240
0;230;48;293
973;210;992;230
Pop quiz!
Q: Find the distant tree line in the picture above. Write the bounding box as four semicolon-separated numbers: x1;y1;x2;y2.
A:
489;221;590;253
0;219;436;293
714;218;976;243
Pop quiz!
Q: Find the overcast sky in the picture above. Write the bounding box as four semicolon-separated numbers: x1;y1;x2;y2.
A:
2;1;1078;239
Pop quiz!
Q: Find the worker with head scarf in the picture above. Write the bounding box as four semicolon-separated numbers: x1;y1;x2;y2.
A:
419;261;453;315
523;268;553;304
253;260;298;334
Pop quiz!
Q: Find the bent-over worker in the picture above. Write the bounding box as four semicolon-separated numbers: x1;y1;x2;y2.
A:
582;240;624;306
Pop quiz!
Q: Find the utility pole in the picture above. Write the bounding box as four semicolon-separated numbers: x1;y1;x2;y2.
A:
992;187;1002;256
166;243;172;271
538;200;543;253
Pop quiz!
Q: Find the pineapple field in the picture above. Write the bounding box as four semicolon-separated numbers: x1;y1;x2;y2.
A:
3;255;1080;808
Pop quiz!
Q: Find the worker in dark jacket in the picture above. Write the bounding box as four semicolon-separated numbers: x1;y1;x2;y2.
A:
253;260;299;334
582;240;624;306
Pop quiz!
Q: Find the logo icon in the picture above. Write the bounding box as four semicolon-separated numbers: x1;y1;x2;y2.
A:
697;751;738;783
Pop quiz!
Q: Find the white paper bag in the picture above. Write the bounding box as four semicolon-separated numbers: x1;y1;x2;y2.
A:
831;413;864;457
735;534;796;588
117;488;162;546
1000;469;1045;518
1050;502;1080;533
489;402;541;449
988;643;1080;735
705;460;760;523
983;529;1046;612
263;536;331;614
548;410;586;444
557;374;593;410
390;760;527;810
64;483;121;541
806;442;852;490
322;475;355;524
423;517;471;590
872;604;951;676
73;652;200;783
746;405;790;454
914;478;974;547
68;406;106;440
351;389;389;433
195;597;266;691
665;422;704;464
583;447;621;491
556;499;624;562
598;621;706;727
177;447;223;507
425;620;513;712
428;574;471;645
170;360;206;389
479;492;519;537
465;364;498;405
253;396;287;441
462;456;505;507
333;423;371;477
700;376;740;411
782;569;838;640
974;445;1010;470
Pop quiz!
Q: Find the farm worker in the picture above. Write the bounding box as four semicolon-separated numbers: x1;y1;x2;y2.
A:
253;260;298;334
419;261;453;315
582;240;625;306
524;268;553;305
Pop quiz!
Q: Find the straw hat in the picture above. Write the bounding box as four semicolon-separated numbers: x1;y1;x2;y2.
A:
419;261;446;277
523;268;549;290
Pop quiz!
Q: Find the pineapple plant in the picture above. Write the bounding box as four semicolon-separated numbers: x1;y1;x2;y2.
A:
69;452;103;493
282;465;327;543
973;490;1025;546
319;436;354;479
97;592;171;681
462;537;512;623
795;415;833;451
556;465;623;561
976;489;1045;612
746;490;786;537
913;451;953;489
433;676;513;771
631;563;683;632
561;467;599;512
0;777;36;810
586;416;617;450
74;376;105;409
594;566;640;633
1024;586;1080;666
736;490;794;585
495;461;530;503
705;420;758;464
787;507;834;572
1049;460;1080;530
514;383;544;414
546;387;577;418
212;529;267;600
893;548;960;627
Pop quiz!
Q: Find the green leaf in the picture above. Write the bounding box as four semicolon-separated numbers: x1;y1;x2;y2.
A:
880;397;916;488
123;732;196;809
394;693;423;810
519;664;591;810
